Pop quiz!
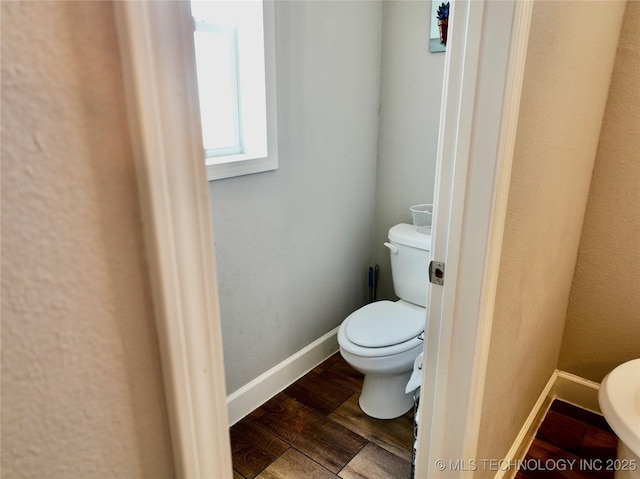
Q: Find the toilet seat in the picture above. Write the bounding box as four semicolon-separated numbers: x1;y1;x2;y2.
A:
346;301;424;347
338;300;425;358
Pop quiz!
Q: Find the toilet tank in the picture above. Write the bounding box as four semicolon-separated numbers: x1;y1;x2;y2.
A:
387;223;432;307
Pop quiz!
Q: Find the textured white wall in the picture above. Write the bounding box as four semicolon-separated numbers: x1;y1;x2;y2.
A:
474;2;626;474
559;1;640;382
209;1;384;393
372;0;445;301
1;2;174;478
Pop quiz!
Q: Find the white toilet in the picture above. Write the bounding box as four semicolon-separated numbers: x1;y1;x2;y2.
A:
338;223;430;419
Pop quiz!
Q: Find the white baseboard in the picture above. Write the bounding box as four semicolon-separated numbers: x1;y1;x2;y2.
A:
495;369;602;479
226;327;340;426
494;371;558;479
553;370;601;414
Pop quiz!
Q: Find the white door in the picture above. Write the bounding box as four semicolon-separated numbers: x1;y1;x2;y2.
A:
417;1;533;477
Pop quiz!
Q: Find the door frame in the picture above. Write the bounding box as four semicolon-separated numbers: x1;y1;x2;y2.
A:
114;3;233;477
114;1;533;478
416;1;533;477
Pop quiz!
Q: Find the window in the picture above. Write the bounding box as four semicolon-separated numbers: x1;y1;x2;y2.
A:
190;1;278;181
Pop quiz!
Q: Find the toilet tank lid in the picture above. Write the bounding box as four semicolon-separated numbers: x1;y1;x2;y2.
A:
388;223;432;250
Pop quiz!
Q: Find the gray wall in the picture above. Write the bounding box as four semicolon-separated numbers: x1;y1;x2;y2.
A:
211;1;445;395
372;1;445;301
209;1;384;394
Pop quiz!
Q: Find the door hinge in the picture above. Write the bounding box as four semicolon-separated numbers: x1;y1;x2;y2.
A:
429;261;445;285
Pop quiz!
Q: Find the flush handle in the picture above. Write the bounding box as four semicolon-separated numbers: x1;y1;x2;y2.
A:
384;242;398;254
429;261;445;285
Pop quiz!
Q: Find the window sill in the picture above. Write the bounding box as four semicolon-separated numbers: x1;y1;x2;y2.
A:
206;153;277;181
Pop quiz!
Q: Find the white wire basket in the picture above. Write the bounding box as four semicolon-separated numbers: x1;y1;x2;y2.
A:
410;204;433;234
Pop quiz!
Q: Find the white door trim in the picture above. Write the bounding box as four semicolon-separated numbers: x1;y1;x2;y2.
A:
114;1;532;478
114;3;232;478
416;1;533;477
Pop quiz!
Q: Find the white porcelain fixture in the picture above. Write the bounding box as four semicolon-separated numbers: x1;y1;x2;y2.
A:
338;223;430;419
599;359;640;479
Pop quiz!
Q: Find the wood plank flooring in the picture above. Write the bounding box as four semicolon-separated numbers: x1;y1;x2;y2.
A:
516;400;618;479
230;353;620;479
230;353;413;479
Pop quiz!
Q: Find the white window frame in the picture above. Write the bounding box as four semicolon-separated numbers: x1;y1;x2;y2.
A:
193;1;279;182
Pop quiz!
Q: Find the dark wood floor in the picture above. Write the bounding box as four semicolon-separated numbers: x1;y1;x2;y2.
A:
516;400;618;479
229;353;414;479
230;353;619;479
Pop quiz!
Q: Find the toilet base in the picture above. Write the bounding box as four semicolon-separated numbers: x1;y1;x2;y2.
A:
359;371;414;419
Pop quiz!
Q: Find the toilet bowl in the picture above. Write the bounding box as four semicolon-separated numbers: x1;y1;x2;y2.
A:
599;359;640;479
338;222;431;419
338;300;425;419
